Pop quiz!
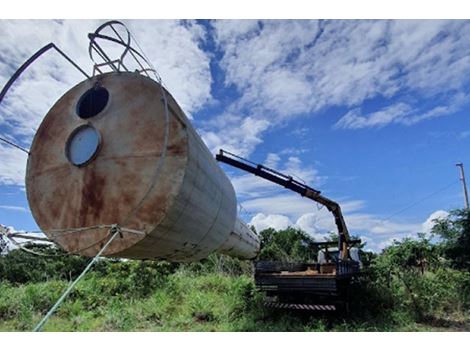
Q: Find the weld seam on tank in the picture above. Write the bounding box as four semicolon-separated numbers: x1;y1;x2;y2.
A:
191;186;224;255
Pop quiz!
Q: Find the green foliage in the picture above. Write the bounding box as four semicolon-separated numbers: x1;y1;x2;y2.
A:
0;244;91;284
352;233;470;324
380;233;440;273
257;227;317;262
432;209;470;270
0;265;468;331
0;280;67;330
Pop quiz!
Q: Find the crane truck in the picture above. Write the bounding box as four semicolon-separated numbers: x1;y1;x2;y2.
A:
216;149;362;311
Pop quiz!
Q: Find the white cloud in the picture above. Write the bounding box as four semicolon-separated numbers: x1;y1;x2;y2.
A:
264;153;281;168
0;20;102;139
0;205;29;212
243;194;364;219
335;103;413;129
283;156;322;184
231;152;369;239
0;144;27;186
201;113;270;157
213;20;260;45
336;93;470;129
213;20;321;118
192;20;470;164
213;20;470;127
247;199;428;251
295;212;336;240
231;173;278;198
289;128;309;138
209;20;463;251
292;208;422;240
422;210;449;234
347;213;421;236
279;147;309;156
125;20;212;114
250;213;293;232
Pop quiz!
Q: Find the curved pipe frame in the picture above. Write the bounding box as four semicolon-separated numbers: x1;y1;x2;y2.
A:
0;43;90;154
87;20;161;83
0;43;89;107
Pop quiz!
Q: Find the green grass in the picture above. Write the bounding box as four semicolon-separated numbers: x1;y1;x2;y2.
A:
1;270;468;332
3;219;470;332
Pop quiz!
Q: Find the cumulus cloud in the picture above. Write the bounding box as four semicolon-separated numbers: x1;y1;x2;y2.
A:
247;200;429;250
422;210;449;233
0;20;101;139
250;213;293;232
295;212;336;240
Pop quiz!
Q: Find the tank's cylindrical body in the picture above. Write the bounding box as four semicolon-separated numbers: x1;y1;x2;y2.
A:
25;72;259;261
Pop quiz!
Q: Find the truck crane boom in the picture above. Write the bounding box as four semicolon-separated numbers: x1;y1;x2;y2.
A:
216;149;350;259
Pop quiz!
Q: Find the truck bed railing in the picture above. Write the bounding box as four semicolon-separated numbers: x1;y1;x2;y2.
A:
336;260;360;277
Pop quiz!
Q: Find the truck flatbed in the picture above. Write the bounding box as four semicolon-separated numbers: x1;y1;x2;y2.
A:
254;260;360;300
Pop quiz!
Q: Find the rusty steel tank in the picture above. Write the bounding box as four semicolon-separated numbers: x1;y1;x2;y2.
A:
25;71;260;261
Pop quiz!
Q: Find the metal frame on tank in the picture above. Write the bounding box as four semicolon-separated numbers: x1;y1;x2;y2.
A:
0;20;163;110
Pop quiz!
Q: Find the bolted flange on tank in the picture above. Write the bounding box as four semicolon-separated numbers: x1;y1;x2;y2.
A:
25;72;260;261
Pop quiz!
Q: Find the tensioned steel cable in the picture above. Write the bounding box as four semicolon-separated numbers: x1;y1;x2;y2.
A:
0;136;30;154
33;226;121;332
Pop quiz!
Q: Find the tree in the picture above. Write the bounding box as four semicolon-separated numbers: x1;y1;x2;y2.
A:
432;209;470;271
379;234;439;274
257;227;317;262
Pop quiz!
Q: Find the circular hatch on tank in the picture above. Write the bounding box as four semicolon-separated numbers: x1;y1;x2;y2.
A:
65;124;101;167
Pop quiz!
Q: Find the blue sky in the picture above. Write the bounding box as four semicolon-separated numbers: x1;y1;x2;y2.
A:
1;19;469;251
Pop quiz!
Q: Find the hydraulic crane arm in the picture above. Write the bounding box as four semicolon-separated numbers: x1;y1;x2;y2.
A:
216;149;351;259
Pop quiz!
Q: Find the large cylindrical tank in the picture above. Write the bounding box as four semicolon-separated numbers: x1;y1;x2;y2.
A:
25;72;259;261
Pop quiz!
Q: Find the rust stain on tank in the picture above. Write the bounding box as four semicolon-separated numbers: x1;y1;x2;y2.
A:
166;120;187;156
79;166;105;223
